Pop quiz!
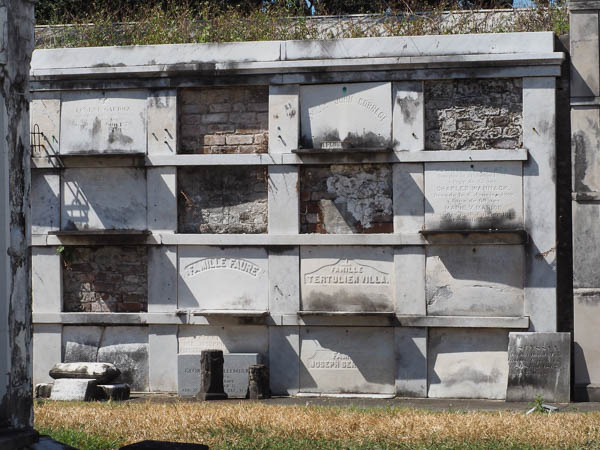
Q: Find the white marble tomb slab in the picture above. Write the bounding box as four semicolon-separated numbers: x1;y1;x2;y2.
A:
300;82;392;149
60;90;147;154
178;247;269;310
424;161;523;230
426;245;524;317
428;328;509;400
300;246;394;312
61;168;147;230
300;327;395;395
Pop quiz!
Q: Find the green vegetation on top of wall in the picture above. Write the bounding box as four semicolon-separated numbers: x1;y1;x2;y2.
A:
34;1;569;49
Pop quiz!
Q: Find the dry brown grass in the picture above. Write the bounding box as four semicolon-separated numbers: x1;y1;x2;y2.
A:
34;400;600;448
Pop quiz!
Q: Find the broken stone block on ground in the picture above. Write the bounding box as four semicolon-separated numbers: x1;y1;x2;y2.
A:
49;362;120;384
50;379;98;401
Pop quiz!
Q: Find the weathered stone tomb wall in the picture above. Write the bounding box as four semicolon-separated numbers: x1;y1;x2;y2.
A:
0;0;35;437
29;33;562;399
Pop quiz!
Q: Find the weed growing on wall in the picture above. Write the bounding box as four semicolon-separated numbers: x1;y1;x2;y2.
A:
34;0;568;48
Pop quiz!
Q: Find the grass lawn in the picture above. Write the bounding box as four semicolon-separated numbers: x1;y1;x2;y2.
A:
34;400;600;449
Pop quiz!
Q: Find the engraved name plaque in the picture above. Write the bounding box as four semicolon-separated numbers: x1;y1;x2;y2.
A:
506;332;570;403
425;161;523;230
300;247;393;312
60;90;147;154
178;247;268;310
300;327;395;394
300;82;392;150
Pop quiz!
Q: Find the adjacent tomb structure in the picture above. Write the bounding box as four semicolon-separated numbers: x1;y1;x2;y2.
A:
570;0;600;401
30;32;565;399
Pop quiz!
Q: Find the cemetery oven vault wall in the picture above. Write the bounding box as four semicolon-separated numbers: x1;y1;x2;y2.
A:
30;34;563;399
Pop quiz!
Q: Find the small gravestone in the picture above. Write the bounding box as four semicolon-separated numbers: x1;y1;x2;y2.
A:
506;332;571;403
197;350;227;401
35;383;53;399
247;364;270;400
50;379;97;401
178;354;202;397
178;353;261;398
224;353;262;398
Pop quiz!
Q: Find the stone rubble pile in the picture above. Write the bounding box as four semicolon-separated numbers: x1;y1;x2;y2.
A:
35;362;130;401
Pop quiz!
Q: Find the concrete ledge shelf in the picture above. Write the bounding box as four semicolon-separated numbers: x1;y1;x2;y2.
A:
46;229;152;245
572;191;600;202
420;229;529;245
32;313;182;325
32;312;530;329
287;314;529;328
298;311;394;316
395;315;530;328
295;312;396;326
58;151;146;156
570;96;600;107
145;149;528;167
33;231;531;247
292;148;391;154
33;154;145;169
189;310;269;317
160;233;426;246
49;229;150;235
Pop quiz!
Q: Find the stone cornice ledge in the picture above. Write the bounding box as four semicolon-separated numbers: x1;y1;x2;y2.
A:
32;312;530;328
30;53;564;80
30;33;561;80
569;0;600;10
32;231;528;246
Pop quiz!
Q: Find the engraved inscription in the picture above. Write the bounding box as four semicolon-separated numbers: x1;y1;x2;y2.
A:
183;258;262;278
432;170;516;219
178;247;268;310
60;91;147;153
300;83;392;150
180;387;196;394
223;367;249;396
73;105;133;133
321;141;343;150
506;333;570;402
304;259;390;285
178;354;202;397
425;161;523;229
509;344;562;376
308;351;358;370
309;95;388;122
